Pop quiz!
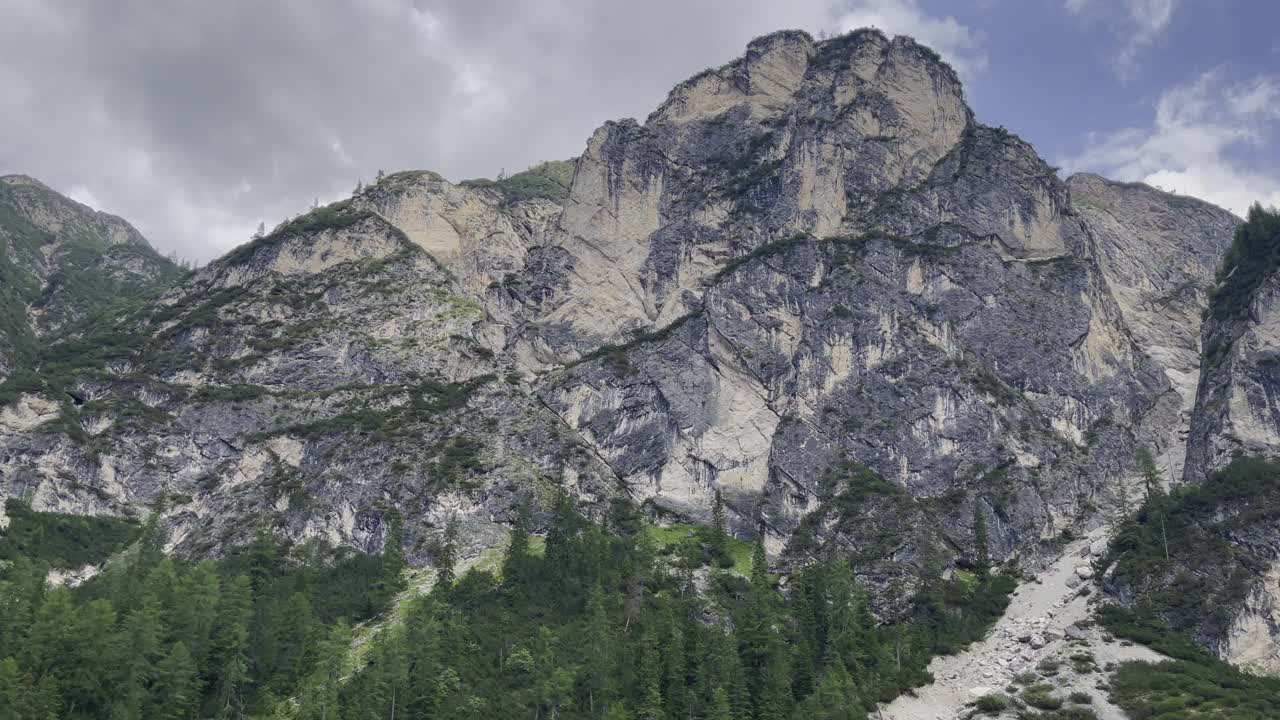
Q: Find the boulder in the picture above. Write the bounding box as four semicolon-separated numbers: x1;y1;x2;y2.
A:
1065;625;1090;641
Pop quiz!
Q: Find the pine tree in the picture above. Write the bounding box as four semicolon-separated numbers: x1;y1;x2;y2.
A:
170;562;221;666
661;609;688;720
210;574;253;720
1136;447;1171;561
503;502;532;591
1136;447;1161;501
707;687;732;720
270;592;314;691
299;621;350;720
913;534;947;653
973;504;990;580
545;491;582;592
710;489;729;563
798;661;862;720
435;517;460;589
380;511;407;604
150;642;200;720
582;583;614;715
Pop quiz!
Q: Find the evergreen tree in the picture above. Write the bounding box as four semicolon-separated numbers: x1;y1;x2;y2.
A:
150;642;200;720
435;517;460;589
707;687;732;720
210;575;253;720
972;504;990;580
581;583;614;716
503;502;533;590
298;621;350;720
1136;447;1171;561
378;512;407;607
797;661;863;720
709;489;729;563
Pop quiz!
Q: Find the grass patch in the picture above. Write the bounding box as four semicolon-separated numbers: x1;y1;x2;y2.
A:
462;160;575;203
646;522;753;576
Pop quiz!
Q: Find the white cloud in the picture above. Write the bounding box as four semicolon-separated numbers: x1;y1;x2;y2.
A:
1064;0;1176;81
1060;69;1280;216
835;0;987;80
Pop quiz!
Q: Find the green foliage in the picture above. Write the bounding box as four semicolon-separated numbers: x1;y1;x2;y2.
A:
646;521;753;575
713;233;813;280
570;314;693;372
1100;454;1280;637
0;499;140;568
0;520;406;719
1100;606;1280;720
974;692;1010;714
1022;683;1063;710
1208;203;1280;324
0;492;1016;720
463;160;576;203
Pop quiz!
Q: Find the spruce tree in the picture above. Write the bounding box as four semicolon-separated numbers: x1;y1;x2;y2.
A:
298;621;350;720
210;575;253;720
973;504;990;580
151;642;200;720
710;489;729;563
435;517;460;589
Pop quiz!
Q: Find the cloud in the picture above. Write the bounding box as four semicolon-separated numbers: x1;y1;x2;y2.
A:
0;1;984;262
1064;0;1176;81
1060;69;1280;216
835;0;987;79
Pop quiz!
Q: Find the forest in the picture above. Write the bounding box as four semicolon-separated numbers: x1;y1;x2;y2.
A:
0;492;1014;720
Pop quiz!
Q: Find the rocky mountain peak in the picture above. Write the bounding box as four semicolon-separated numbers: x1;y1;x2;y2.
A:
1;27;1274;675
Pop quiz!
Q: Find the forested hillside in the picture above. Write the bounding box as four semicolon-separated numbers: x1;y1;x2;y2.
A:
0;492;1014;720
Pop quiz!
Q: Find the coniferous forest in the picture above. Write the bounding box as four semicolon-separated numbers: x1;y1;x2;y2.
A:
0;493;1015;720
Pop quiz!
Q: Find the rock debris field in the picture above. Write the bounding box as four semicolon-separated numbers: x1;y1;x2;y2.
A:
880;529;1164;719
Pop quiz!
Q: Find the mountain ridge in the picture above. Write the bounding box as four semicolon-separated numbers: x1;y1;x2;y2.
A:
2;28;1275;676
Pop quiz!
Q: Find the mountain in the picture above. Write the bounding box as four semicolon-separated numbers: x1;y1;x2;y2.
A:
0;174;184;379
1;28;1273;679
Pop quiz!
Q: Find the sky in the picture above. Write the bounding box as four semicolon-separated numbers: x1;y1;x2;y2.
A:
1;0;1278;262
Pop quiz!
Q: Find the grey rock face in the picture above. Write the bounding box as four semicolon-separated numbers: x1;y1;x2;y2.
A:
1186;271;1280;484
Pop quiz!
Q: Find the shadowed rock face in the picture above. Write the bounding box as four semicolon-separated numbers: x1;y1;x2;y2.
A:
0;30;1247;622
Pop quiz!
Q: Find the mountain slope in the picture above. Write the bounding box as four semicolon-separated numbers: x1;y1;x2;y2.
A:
0;29;1247;626
0;175;183;379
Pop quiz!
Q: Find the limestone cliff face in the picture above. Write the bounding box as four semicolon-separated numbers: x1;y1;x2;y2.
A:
0;30;1245;614
1187;274;1280;484
1069;174;1238;480
494;30;974;365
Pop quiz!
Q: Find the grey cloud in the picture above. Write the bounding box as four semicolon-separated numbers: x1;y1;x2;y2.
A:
0;0;974;261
